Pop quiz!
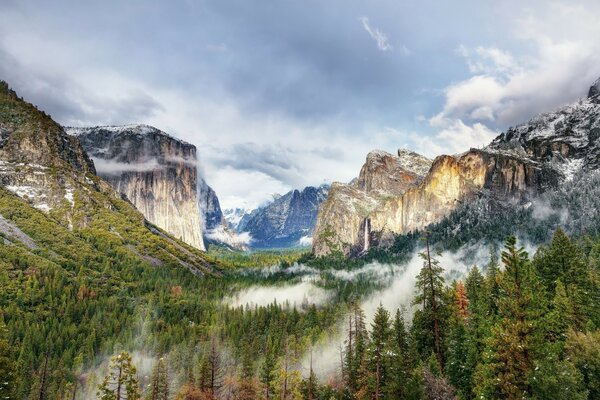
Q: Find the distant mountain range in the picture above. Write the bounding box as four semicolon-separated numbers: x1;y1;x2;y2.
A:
228;185;330;248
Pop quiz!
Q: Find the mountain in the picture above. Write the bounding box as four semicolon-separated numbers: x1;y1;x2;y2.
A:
313;78;600;257
65;125;206;251
223;208;249;230
236;185;329;248
198;180;250;250
199;178;224;231
0;81;215;274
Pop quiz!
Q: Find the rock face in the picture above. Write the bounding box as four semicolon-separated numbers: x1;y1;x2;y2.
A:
313;78;600;257
589;78;600;99
199;179;224;231
237;185;329;248
0;81;98;218
66;125;206;251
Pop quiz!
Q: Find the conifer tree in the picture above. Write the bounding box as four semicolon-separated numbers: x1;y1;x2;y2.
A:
445;282;471;398
534;229;590;329
366;305;391;399
98;352;140;400
0;318;15;400
475;236;545;400
146;357;169;400
260;339;276;400
485;248;501;318
345;303;368;394
412;234;446;371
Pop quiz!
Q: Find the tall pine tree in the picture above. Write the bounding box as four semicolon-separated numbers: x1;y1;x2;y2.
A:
98;352;140;400
475;236;545;400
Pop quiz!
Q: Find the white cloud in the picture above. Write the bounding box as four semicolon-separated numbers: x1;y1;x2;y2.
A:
359;17;393;52
437;3;600;128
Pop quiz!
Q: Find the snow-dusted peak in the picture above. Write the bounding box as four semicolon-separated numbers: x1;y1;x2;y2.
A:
65;124;192;146
365;149;394;160
589;77;600;98
396;148;432;177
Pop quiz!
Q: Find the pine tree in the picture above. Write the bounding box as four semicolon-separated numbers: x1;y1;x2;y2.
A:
533;229;590;329
0;318;15;400
388;309;421;400
146;357;169;400
97;352;140;400
463;267;491;400
197;338;222;399
363;305;391;399
412;234;445;371
260;339;276;400
445;282;471;398
475;236;545;400
485;248;501;319
345;303;368;394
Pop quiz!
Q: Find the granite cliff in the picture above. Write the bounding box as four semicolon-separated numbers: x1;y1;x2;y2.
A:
66;125;206;251
313;78;600;257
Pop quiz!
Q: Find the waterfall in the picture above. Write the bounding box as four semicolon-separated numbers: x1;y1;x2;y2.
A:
363;218;370;252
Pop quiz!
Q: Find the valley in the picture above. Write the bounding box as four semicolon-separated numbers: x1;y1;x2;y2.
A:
1;76;600;399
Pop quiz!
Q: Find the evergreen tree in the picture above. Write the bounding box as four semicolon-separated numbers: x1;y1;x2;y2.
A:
97;352;140;400
485;248;501;319
388;309;421;400
445;282;471;398
0;317;15;400
475;236;545;400
146;357;169;400
361;305;391;399
260;339;276;400
345;303;368;394
533;229;590;329
412;235;446;371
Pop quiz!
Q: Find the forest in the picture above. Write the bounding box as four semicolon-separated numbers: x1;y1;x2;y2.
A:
2;212;600;399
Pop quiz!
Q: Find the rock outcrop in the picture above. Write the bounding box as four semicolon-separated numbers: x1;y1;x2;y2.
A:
66;125;206;250
0;81;98;219
313;78;600;257
237;185;329;248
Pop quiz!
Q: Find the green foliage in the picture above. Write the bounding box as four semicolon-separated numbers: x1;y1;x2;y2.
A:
98;352;140;400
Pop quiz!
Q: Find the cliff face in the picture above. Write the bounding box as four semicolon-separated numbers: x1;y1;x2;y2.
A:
0;81;99;220
313;79;600;257
66;125;206;251
199;179;224;231
238;185;329;248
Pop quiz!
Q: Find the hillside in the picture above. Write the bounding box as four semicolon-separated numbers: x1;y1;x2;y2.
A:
0;81;225;396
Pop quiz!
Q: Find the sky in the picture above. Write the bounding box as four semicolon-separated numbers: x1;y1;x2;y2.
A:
1;0;599;210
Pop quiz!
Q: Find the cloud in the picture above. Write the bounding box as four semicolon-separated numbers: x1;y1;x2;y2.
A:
359;17;393;52
298;235;312;246
436;4;600;128
205;225;253;247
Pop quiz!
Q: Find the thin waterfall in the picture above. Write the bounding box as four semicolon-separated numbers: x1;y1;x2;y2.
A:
363;218;370;252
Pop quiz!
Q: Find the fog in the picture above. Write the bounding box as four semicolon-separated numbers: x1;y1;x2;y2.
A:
225;280;332;308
